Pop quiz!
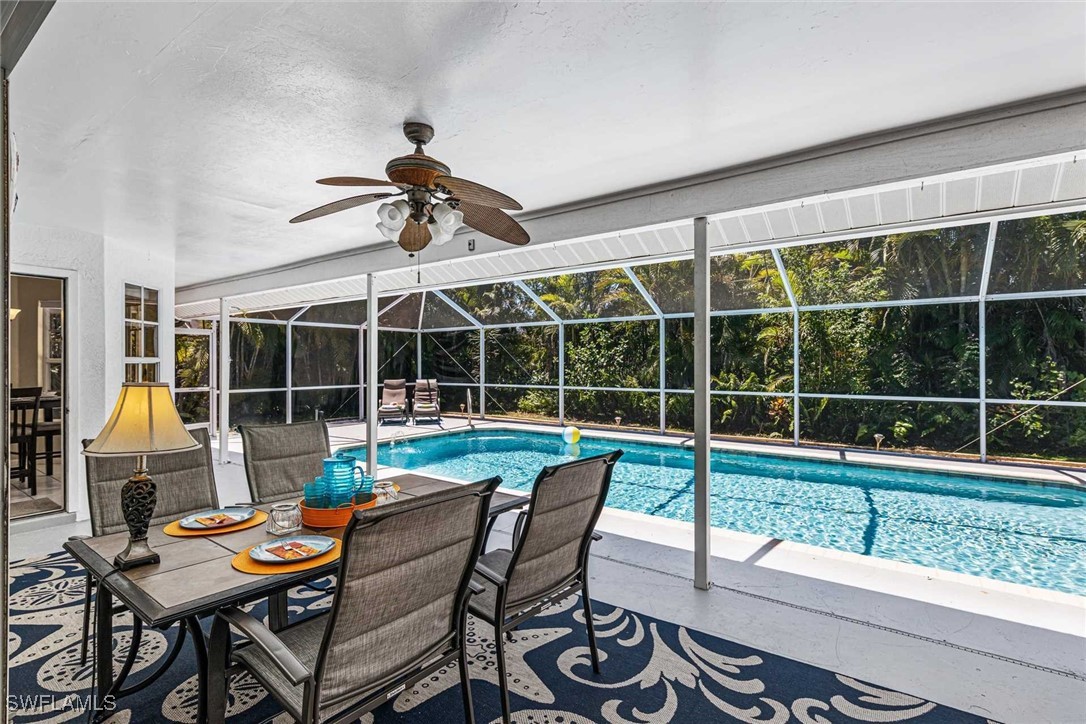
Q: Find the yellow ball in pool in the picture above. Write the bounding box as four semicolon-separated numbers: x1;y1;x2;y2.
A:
562;426;581;444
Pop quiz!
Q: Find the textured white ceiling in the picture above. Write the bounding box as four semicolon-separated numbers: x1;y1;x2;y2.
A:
10;1;1086;287
174;154;1086;319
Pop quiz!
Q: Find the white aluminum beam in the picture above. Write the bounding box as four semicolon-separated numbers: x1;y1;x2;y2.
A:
432;288;483;328
218;297;231;464
693;217;711;591
514;279;563;323
365;275;378;475
771;248;801;446
978;222;999;462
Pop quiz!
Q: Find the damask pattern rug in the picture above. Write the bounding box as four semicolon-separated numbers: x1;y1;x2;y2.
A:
8;551;988;723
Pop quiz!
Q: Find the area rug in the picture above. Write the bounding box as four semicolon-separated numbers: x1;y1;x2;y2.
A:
8;551;987;723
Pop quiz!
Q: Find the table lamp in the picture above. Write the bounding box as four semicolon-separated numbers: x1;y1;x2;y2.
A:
83;382;200;570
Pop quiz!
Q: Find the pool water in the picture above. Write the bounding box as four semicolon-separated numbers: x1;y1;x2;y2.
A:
343;429;1086;595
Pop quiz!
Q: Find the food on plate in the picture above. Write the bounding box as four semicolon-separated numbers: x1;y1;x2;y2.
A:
195;513;238;528
265;540;321;560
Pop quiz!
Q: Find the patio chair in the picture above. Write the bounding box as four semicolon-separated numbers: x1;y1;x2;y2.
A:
470;450;622;724
377;378;408;424
77;427;219;665
240;419;330;503
10;386;42;494
412;378;441;424
208;476;503;724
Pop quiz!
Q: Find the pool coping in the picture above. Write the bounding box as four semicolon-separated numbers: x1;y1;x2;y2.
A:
334;418;1086;492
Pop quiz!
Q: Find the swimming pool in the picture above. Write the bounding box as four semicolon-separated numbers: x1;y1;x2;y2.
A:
343;429;1086;595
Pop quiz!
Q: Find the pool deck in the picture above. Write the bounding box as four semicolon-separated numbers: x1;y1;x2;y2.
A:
14;416;1086;722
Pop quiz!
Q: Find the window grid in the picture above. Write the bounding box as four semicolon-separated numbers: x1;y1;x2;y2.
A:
124;283;160;383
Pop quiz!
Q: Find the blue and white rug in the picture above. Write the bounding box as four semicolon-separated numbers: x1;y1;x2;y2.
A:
8;552;987;723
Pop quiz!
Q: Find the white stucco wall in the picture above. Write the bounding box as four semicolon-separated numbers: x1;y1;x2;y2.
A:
11;222;176;522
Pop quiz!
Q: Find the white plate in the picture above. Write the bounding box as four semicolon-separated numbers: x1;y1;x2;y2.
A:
178;507;256;530
249;535;336;564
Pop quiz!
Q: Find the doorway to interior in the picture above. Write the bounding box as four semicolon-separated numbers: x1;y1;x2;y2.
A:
9;273;66;519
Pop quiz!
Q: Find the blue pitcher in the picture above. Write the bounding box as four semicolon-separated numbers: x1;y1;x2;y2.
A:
322;452;369;506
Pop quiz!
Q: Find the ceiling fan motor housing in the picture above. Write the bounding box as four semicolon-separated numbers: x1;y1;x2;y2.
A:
385;153;451;187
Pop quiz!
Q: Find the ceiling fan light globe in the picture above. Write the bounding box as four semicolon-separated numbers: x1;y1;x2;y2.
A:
376;222;404;242
431;203;464;235
377;199;410;227
427;222;455;246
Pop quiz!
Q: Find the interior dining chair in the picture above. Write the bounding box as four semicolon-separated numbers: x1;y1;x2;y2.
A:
76;427;219;666
208;476;502;724
469;450;623;724
239;419;331;503
9;386;42;494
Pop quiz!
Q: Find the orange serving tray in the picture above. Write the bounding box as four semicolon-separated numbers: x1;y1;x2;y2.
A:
299;484;399;529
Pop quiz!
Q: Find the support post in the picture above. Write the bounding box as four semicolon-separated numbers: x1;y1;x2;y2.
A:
558;323;565;425
357;324;365;421
978;221;998;462
659;319;666;434
693;217;711;591
479;328;486;418
772;248;801;446
285;320;293;423
623;266;667;434
366;275;379;475
1;70;11;711
218;297;231;464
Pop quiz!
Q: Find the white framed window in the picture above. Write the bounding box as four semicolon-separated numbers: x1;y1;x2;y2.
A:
124;283;160;382
38;301;63;396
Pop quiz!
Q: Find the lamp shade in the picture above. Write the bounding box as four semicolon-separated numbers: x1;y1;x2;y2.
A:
84;383;200;457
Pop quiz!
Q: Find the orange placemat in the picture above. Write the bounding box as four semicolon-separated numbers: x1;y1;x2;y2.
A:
231;540;342;575
164;510;269;537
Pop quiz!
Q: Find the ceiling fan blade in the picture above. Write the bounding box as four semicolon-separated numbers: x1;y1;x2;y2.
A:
457;200;530;245
398;221;432;252
289;192;393;223
434;175;522;210
316;176;406;188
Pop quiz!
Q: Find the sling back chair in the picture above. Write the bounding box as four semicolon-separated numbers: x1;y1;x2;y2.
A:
470;450;622;724
377;379;408;425
240;419;331;503
209;476;502;723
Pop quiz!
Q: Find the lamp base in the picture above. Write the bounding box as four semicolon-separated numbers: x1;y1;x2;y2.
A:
115;463;159;571
114;539;160;571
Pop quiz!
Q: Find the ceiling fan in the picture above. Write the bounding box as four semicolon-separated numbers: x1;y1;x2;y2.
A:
290;122;529;253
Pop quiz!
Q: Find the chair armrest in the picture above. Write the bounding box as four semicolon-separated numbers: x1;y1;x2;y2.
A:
216;607;311;686
67;534;91;542
233;502;258;507
512;509;528;548
591;532;603;542
468;579;484;595
474;562;508;587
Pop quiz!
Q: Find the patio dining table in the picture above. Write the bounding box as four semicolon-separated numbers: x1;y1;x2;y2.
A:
63;473;529;723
